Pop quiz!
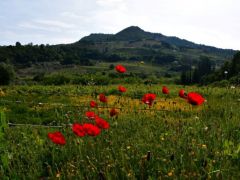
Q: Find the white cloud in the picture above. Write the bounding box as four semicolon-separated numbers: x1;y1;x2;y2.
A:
60;12;85;19
0;0;240;49
96;0;125;7
34;19;76;29
18;22;61;32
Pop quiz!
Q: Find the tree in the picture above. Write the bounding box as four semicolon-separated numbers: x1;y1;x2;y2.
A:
180;71;187;85
198;56;212;77
15;42;21;47
192;68;200;83
191;56;213;84
0;63;15;85
229;52;240;77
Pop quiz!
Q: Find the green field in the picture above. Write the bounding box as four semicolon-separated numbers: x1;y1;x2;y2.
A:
0;84;240;179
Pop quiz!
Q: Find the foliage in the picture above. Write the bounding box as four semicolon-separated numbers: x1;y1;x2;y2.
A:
180;56;214;85
0;27;236;77
200;51;240;86
0;63;15;85
0;85;239;178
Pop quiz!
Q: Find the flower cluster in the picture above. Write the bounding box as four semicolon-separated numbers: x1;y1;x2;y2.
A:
48;64;206;145
118;85;127;93
187;92;205;105
115;64;126;73
99;93;107;103
48;132;66;145
142;93;156;106
48;111;110;144
162;86;169;94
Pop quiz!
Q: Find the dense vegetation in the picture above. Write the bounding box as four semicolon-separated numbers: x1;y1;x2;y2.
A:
0;63;15;85
0;26;236;76
0;28;239;178
0;85;239;179
180;51;240;86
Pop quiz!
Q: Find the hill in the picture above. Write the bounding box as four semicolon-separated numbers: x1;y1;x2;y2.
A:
0;26;237;80
80;26;235;57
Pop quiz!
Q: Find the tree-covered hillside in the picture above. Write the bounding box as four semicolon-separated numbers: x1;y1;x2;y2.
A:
0;26;236;73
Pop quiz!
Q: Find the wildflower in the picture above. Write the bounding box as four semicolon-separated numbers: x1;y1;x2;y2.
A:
90;100;97;108
72;123;86;137
142;93;156;106
56;172;61;178
187;92;205;105
115;64;126;73
110;108;118;117
99;93;107;103
118;85;127;93
83;123;101;136
194;116;199;120
95;116;110;129
85;111;96;120
48;131;66;145
179;89;187;98
162;86;169;94
168;171;174;177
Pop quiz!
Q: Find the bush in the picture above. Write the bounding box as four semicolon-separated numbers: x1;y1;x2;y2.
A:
229;75;240;85
43;74;71;85
33;73;45;82
211;80;229;87
0;63;15;85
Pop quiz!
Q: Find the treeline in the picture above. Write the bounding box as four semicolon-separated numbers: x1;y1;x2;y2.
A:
203;51;240;85
0;42;124;66
180;56;214;85
180;52;240;86
0;42;100;66
0;42;187;68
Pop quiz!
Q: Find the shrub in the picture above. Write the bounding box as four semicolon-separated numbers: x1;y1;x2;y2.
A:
0;63;15;85
43;74;71;85
229;75;240;85
211;80;229;87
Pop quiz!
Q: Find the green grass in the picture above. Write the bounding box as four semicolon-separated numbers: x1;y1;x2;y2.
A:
0;84;240;179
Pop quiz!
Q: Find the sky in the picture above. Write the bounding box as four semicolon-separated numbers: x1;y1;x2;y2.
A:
0;0;239;50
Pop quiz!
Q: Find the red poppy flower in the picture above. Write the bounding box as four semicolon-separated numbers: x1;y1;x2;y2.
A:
85;111;96;120
115;65;126;73
72;123;86;137
110;108;118;117
142;93;156;106
187;92;205;105
95;116;110;129
162;86;169;94
179;89;187;98
83;123;101;136
99;93;107;103
118;85;127;93
90;100;97;108
48;131;66;145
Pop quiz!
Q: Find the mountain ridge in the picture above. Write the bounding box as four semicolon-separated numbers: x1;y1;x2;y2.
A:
80;26;235;52
0;26;237;74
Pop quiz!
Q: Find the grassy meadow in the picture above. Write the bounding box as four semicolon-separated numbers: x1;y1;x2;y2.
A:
0;84;240;179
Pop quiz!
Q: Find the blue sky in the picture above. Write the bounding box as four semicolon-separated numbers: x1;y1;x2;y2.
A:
0;0;239;50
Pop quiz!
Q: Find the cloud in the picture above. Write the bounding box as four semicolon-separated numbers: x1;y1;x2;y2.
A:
60;12;85;19
96;0;125;7
18;22;61;32
35;19;76;29
18;19;76;32
0;0;240;49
